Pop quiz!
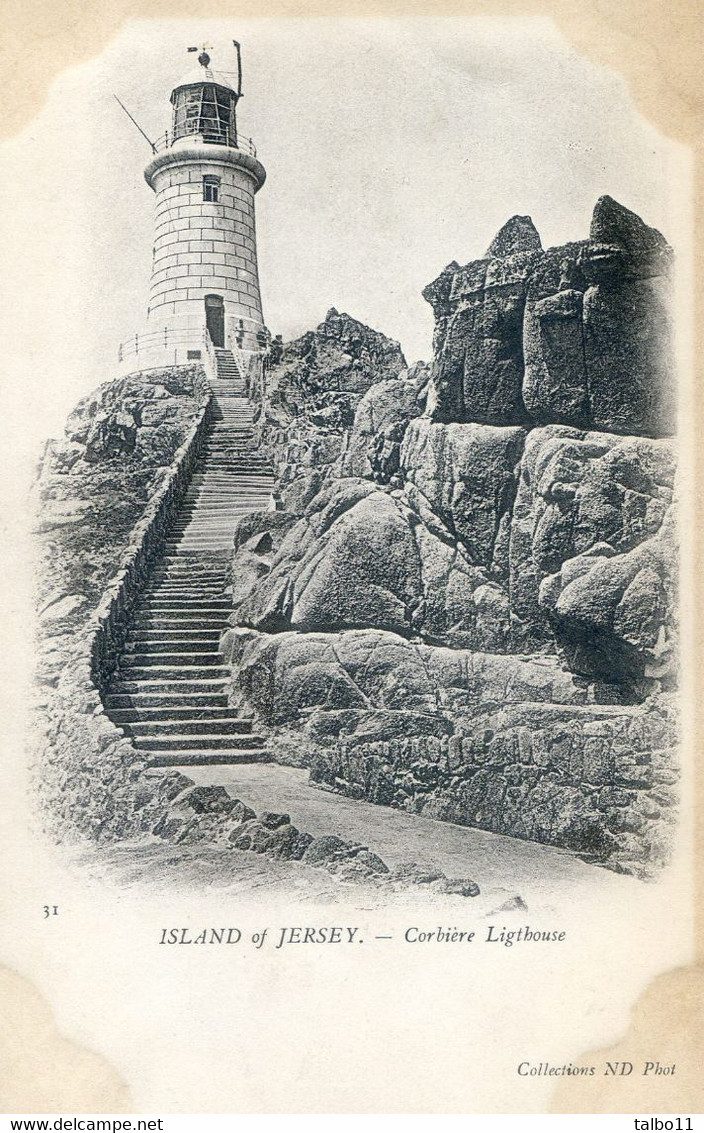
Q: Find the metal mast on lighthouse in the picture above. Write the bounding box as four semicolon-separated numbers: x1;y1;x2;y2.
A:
119;41;268;372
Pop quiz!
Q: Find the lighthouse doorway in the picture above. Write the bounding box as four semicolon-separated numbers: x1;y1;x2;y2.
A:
205;295;225;347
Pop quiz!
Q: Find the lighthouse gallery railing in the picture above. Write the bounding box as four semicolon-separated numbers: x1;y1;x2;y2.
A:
151;126;257;156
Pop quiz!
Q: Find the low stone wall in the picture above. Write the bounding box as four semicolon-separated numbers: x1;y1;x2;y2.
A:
310;698;679;876
89;378;212;691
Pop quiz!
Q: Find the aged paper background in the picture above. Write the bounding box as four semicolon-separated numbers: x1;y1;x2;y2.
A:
0;0;702;1115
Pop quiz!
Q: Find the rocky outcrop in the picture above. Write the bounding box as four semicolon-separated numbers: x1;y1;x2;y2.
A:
508;425;677;678
424;196;674;436
250;308;408;509
342;363;428;482
226;197;678;875
234;472;511;651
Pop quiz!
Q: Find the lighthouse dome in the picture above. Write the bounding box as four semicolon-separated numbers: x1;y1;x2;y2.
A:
171;66;237;96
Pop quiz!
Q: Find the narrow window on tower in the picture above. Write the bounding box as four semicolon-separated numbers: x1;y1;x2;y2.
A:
203;175;220;203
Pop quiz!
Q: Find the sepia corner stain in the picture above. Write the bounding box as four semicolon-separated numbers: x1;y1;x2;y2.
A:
0;964;133;1114
549;965;704;1113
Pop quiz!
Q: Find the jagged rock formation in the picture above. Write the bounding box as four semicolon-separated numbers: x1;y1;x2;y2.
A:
424;196;674;436
227;197;678;875
250;307;416;509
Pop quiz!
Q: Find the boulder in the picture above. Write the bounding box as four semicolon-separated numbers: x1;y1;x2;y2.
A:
232;626;588;737
258;810;291;830
301;835;350;865
401;418;525;573
342;367;427;481
589;195;673;276
238;481;422;637
508;425;676;669
251;309;407;510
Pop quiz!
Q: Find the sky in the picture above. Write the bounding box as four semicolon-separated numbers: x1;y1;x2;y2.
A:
0;16;690;447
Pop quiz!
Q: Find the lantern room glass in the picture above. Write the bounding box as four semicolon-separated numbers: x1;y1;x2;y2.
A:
172;84;237;146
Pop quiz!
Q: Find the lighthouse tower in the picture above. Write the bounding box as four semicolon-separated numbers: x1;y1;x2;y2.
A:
121;44;268;371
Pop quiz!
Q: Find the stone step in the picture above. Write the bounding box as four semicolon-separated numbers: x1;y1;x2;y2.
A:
145;749;270;767
146;575;228;584
149;566;228;575
184;486;273;493
138;598;231;608
167;538;234;545
166;544;235;551
187;474;271;481
186;475;272;482
186;483;272;489
175;511;267;519
131;616;228;630
167;530;237;539
169;546;235;552
127;633;223;646
136;610;229;620
186;479;272;484
177;502;271;510
144;575;227;585
144;588;227;598
134;732;266;751
108;678;229;695
142;591;227;601
180;497;272;504
142;581;227;591
124;717;253;736
116;664;229;680
108;705;237;722
123;639;221;654
179;498;271;505
141;573;229;582
175;508;268;516
150;571;227;580
150;559;229;567
119;651;225;668
132;608;228;620
159;553;230;561
182;490;272;498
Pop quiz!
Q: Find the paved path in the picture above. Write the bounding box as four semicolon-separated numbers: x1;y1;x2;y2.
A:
186;762;641;909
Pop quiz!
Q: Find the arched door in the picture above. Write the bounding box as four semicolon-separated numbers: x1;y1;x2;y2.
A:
205;294;225;347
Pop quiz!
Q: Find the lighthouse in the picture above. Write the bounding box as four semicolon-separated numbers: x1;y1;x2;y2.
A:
120;43;268;371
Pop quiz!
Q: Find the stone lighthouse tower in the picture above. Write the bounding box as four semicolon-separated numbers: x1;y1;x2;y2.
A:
122;43;267;370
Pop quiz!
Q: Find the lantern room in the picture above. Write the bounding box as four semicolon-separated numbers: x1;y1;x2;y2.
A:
170;49;240;147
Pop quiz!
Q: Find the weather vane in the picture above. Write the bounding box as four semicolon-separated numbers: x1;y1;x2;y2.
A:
188;43;213;68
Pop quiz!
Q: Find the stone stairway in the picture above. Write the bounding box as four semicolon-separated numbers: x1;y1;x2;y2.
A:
104;364;276;767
